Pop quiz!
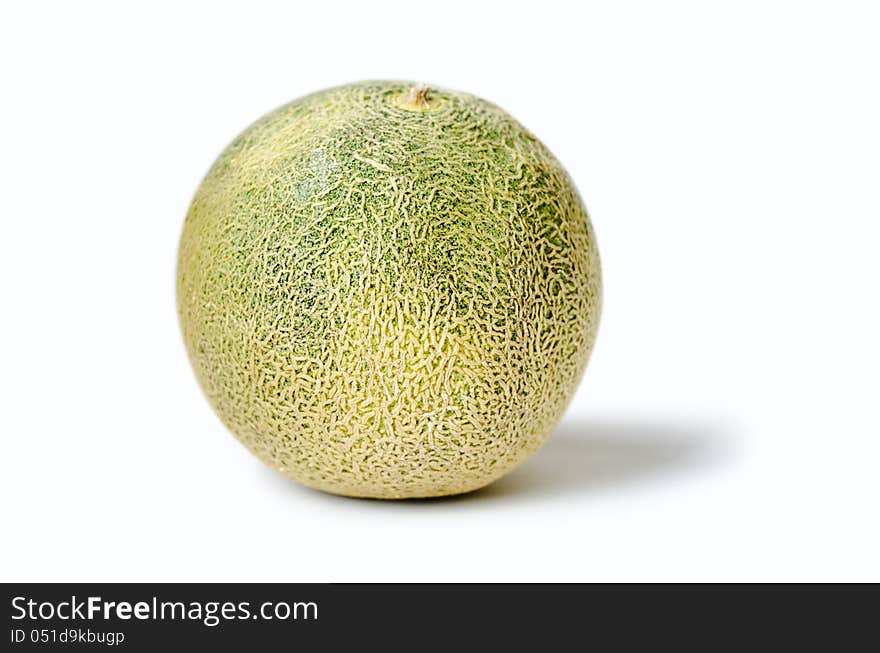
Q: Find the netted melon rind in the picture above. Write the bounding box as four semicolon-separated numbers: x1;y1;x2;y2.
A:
177;81;601;498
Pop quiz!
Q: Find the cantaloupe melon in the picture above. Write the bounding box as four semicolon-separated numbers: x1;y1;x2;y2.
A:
177;81;601;498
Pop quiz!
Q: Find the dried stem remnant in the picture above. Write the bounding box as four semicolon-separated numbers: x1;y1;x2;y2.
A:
399;84;433;110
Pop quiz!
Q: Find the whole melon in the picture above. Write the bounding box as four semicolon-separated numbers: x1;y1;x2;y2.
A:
177;81;601;499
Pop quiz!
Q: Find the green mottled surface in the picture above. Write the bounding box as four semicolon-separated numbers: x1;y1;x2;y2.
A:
177;81;601;498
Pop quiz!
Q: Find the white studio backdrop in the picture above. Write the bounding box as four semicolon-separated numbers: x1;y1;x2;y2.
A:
1;1;878;581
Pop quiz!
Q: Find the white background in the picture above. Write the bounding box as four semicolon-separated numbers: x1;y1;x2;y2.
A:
1;1;878;582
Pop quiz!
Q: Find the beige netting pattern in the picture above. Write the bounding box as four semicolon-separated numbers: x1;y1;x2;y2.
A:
177;81;602;498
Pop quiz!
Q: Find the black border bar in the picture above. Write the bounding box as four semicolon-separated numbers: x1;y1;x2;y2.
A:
3;583;878;649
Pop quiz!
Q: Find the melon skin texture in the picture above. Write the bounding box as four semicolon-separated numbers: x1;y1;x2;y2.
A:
177;81;601;499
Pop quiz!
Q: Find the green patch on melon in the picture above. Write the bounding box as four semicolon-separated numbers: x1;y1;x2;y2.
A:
177;81;601;499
